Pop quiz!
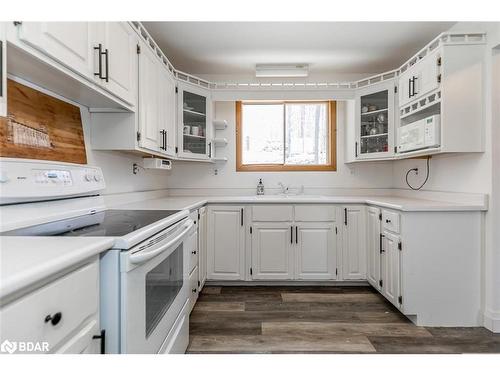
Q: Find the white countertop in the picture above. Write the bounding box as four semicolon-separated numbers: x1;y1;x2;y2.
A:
112;194;487;212
0;237;114;300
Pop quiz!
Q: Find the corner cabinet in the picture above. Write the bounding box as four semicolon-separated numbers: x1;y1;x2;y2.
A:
177;83;213;160
355;80;397;159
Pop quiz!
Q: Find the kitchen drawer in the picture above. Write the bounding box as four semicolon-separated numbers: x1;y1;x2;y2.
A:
382;210;400;234
188;266;199;312
252;205;293;222
188;229;199;274
55;318;99;354
0;260;99;353
294;205;336;222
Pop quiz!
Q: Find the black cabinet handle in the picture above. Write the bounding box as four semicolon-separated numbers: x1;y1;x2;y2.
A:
412;76;418;97
386;219;391;223
295;226;298;244
92;329;106;354
44;312;62;326
103;48;109;82
408;77;412;98
159;130;167;150
192;288;197;293
164;130;168;151
380;233;385;254
355;141;358;158
344;208;348;226
240;208;243;226
290;226;293;244
191;250;197;255
94;44;103;78
208;142;212;158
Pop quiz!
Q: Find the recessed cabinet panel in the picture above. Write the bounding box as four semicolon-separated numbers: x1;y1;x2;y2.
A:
207;206;245;280
381;231;401;307
366;206;381;289
294;205;335;222
296;223;336;280
341;206;366;280
252;205;293;222
251;223;294;280
18;22;94;80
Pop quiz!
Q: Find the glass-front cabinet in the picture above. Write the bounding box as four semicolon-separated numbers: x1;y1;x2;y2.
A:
177;82;212;160
355;80;396;159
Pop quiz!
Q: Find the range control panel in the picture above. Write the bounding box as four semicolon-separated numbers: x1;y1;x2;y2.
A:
0;159;106;204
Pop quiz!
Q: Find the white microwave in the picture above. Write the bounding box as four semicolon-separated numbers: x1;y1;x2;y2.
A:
397;114;440;153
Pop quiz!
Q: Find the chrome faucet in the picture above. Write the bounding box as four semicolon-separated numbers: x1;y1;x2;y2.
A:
278;182;289;195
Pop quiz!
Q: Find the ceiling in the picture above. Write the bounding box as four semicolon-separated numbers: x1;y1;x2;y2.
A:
142;22;456;80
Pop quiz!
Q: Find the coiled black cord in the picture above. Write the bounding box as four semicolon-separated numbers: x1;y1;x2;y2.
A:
406;157;430;190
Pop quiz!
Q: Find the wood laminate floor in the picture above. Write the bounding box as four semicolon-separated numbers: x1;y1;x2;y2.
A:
187;285;500;354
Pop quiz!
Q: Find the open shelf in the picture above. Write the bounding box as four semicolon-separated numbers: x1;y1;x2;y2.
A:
183;134;206;139
360;133;388;139
183;108;206;117
361;108;388;116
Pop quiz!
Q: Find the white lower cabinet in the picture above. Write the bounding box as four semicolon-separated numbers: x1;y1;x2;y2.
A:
296;223;337;280
366;206;381;289
206;205;246;280
341;206;366;280
251;222;294;280
381;231;401;307
188;266;199;312
0;257;102;354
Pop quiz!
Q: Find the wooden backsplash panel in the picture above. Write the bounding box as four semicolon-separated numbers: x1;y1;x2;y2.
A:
0;79;87;164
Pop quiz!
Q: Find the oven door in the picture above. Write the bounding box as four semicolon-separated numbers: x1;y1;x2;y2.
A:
120;218;194;353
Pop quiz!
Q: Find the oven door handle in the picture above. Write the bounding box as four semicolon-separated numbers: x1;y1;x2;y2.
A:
129;219;194;264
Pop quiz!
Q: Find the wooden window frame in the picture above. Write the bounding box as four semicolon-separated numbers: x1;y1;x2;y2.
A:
236;100;337;172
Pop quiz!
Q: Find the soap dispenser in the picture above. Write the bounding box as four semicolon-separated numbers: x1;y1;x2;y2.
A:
257;178;265;195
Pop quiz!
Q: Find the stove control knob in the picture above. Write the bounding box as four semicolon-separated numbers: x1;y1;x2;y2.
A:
85;174;93;182
0;171;9;183
93;174;101;182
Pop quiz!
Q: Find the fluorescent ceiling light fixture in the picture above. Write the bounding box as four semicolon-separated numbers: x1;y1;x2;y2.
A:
255;64;309;78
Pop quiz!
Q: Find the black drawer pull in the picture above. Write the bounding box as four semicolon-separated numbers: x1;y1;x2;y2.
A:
290;226;293;244
386;219;392;223
44;312;62;326
192;288;197;293
191;250;197;255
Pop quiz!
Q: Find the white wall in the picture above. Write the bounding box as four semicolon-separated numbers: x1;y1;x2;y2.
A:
7;77;170;196
165;100;394;194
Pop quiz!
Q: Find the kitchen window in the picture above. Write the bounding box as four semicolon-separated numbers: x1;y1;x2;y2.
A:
236;101;336;171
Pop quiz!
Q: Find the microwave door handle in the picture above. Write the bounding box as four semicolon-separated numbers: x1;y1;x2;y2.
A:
129;219;194;264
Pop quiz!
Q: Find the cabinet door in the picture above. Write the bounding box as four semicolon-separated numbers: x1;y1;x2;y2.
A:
138;40;160;152
18;22;94;80
158;67;177;157
341;206;366;280
366;206;381;289
177;82;211;160
207;206;245;280
414;49;440;100
251;222;294;280
99;22;137;106
381;231;401;307
356;80;395;159
0;25;6;117
398;68;413;107
296;223;337;280
198;207;207;288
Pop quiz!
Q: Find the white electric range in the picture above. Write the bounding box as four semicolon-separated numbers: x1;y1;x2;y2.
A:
0;158;193;354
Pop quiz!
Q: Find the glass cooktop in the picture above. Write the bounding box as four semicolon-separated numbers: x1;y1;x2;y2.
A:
1;210;181;237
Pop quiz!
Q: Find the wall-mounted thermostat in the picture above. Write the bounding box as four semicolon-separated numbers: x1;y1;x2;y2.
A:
143;158;172;170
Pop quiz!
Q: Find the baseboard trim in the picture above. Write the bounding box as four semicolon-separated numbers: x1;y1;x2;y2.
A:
205;280;370;287
483;309;500;332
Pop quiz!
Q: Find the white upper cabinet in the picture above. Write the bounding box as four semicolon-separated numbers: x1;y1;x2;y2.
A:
177;82;212;160
341;206;366;280
355;80;397;159
158;66;177;157
296;223;337;280
206;205;246;280
93;22;137;106
366;206;381;289
138;39;161;152
251;222;294;280
17;22;94;80
399;48;440;107
1;24;6;117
